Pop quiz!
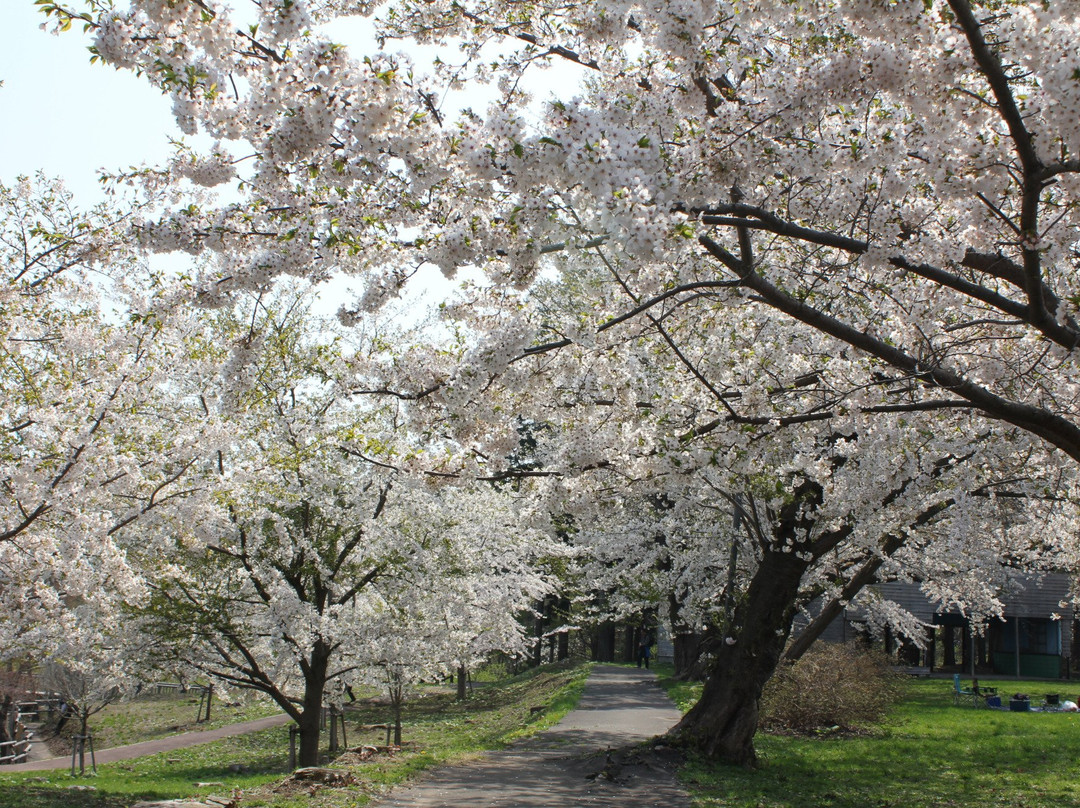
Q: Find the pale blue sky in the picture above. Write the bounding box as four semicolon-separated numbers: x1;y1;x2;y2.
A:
0;2;181;200
0;2;583;315
0;3;582;202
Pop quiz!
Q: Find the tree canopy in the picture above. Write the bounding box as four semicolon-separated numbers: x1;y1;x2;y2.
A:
21;0;1080;766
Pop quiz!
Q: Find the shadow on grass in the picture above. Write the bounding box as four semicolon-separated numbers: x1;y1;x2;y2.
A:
0;729;290;808
683;682;1080;808
0;663;591;808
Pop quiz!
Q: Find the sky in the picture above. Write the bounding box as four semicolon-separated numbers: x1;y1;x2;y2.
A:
0;3;181;200
0;3;575;197
0;2;585;315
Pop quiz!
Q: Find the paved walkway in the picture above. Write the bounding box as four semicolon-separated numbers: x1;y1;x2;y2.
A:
369;665;691;808
4;713;291;772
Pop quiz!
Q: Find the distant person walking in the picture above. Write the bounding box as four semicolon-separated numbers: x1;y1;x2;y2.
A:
54;699;71;734
636;634;653;669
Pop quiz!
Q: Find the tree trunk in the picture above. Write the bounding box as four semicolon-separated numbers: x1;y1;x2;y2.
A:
295;645;330;768
672;633;703;678
0;698;11;744
532;598;546;667
623;626;638;663
392;694;403;746
671;549;809;768
557;598;571;660
594;623;616;662
456;665;468;701
669;591;704;678
295;703;322;768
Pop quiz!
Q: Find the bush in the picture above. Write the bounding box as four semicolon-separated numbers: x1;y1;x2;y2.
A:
760;643;903;733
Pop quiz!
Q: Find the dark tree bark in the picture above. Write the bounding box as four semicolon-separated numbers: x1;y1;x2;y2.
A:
669;591;704;678
593;622;617;662
0;697;11;744
623;626;638;663
293;642;331;768
670;547;810;767
456;664;468;701
388;674;405;746
672;633;703;678
556;597;571;660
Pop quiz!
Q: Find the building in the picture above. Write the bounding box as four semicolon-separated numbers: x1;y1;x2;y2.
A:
802;573;1077;678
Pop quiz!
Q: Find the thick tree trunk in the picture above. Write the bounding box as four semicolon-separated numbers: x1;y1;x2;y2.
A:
295;703;322;768
593;623;617;662
672;633;703;678
671;549;809;767
669;592;704;678
623;626;638;663
0;698;11;744
295;645;330;768
557;598;571;660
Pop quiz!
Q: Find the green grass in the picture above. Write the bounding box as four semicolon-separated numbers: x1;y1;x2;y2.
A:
657;672;1080;808
0;661;591;808
0;724;289;808
22;662;1076;808
47;689;282;754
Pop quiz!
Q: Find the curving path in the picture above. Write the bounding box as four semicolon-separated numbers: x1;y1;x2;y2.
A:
3;713;291;772
369;664;691;808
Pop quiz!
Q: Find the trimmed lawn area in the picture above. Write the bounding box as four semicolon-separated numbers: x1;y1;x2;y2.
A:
46;688;283;755
0;661;590;808
659;670;1080;808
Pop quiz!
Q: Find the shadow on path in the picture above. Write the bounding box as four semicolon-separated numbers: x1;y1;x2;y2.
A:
371;665;691;808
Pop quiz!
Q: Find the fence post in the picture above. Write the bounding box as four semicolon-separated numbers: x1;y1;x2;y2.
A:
288;725;298;770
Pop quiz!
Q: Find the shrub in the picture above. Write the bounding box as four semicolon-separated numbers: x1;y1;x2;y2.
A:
760;643;903;733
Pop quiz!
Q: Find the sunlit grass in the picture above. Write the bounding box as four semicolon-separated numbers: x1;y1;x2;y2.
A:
657;672;1080;808
45;688;283;755
0;661;591;808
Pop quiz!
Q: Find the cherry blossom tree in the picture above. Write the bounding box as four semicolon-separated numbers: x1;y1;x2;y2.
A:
39;0;1080;766
0;176;212;661
500;300;1079;763
134;289;557;767
40;606;143;743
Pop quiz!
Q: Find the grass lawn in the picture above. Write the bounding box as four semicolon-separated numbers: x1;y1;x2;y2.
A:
658;669;1080;808
46;688;283;755
0;661;590;808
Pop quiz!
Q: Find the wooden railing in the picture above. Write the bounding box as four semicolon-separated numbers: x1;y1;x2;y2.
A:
0;734;32;765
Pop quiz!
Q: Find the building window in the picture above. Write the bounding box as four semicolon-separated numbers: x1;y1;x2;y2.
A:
999;618;1061;655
